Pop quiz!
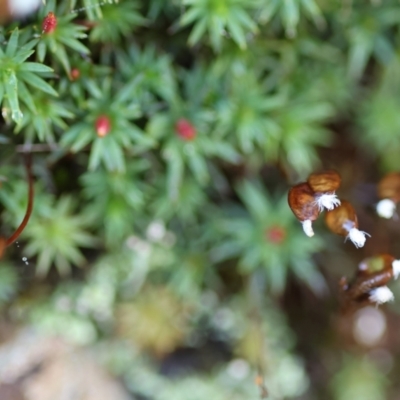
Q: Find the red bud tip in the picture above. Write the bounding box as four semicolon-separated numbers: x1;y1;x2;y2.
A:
175;119;196;141
42;12;57;34
95;115;111;137
70;68;80;81
265;226;286;244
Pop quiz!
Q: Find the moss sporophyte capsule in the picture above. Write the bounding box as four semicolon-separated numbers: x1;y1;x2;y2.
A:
340;254;400;307
325;200;370;248
288;182;319;237
307;170;341;212
376;172;400;219
288;170;341;237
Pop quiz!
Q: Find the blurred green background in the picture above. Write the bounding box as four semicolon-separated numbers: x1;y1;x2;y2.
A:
1;0;400;399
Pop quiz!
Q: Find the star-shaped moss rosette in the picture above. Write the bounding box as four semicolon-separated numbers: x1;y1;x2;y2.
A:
340;254;400;308
61;78;154;172
213;181;325;294
179;0;258;51
0;28;58;126
376;171;400;219
210;62;334;174
150;175;208;223
147;111;239;199
288;170;341;237
14;91;73;143
80;162;149;248
57;56;111;107
37;6;89;76
116;44;177;107
88;0;146;44
0;178;97;276
22;195;98;276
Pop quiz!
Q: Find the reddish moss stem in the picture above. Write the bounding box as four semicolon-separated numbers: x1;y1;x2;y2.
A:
6;156;34;247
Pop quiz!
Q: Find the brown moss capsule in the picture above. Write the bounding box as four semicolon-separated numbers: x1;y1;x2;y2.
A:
341;254;400;307
288;182;319;237
308;170;341;192
376;172;400;218
325;200;369;248
307;170;341;212
341;270;394;307
378;172;400;201
358;254;395;276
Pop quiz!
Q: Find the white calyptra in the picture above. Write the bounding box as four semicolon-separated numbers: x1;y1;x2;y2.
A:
314;192;341;212
392;260;400;279
347;228;370;248
8;0;41;17
302;219;314;237
343;220;370;248
376;199;396;219
369;286;394;305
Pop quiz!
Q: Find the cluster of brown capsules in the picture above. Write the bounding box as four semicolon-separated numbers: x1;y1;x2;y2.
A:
288;170;400;307
288;170;369;248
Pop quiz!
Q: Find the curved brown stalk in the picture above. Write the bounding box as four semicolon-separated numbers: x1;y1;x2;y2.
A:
6;155;34;247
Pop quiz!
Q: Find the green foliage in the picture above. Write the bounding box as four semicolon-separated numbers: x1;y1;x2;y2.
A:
0;262;18;304
80;163;148;246
116;44;177;105
21;195;98;276
344;4;400;79
0;28;56;125
213;181;325;293
37;1;89;74
357;54;400;170
180;0;258;50
0;1;399;399
14;92;73;142
331;356;387;400
256;0;324;38
89;1;146;43
0;179;97;276
146;65;240;195
61;77;154;171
